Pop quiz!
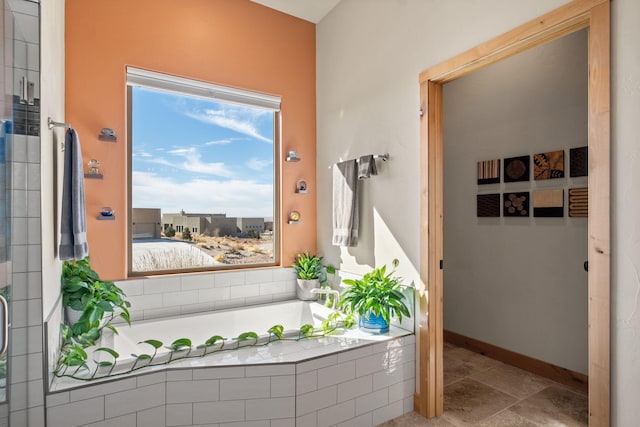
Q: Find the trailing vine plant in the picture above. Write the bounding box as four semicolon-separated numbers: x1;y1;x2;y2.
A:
55;311;356;381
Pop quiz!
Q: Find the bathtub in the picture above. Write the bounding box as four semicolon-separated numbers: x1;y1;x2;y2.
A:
49;300;415;426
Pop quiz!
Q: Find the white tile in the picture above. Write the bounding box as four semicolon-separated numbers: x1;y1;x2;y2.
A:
104;383;165;418
12;161;27;190
8;410;26;427
27;270;42;298
69;378;137;402
317;360;355;389
296;412;317;427
270;419;295;427
137;405;166;427
317;400;355;427
181;301;215;315
296;386;337;416
27;135;40;163
215;298;246;310
11;190;26;217
10;354;26;383
220;377;270;400
162;290;199;306
137;372;167;387
229;284;260;299
167;369;193;381
272;268;296;281
355;388;388;416
84;414;136;427
214;271;245;287
373;365;407;391
143;306;181;319
245;269;274;284
127;294;163;310
388;378;415;403
337;375;373;403
246;397;294;420
246;364;294;377
355;352;387;378
116;280;144;297
13;12;38;43
167;379;219;403
403;396;413;413
47;396;104;427
27;190;40;218
45;391;69;407
193;400;245;424
27;352;43;380
271;375;295;397
181;273;215;290
296;355;337;374
27;163;40;190
336;412;372;427
220;422;269;427
296;370;317;395
11;217;27;244
28;379;44;406
166;403;193;426
193;366;245;380
27;246;41;273
259;281;290;296
199;287;231;303
372;400;404;425
10;381;27;411
143;277;181;294
245;295;274;306
27;406;45;427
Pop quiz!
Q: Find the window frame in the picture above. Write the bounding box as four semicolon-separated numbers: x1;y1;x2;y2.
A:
126;67;281;277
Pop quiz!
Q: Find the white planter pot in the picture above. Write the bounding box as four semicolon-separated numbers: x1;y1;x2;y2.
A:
296;279;320;301
65;307;83;326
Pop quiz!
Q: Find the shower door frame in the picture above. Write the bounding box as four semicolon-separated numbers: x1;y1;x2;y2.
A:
416;0;610;425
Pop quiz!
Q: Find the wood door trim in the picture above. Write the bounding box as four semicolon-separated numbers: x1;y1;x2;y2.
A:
416;1;610;425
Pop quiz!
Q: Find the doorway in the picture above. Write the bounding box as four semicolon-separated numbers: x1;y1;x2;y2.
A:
415;1;610;425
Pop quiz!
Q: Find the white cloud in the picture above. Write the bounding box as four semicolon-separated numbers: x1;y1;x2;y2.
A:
132;171;274;217
204;138;232;146
145;147;235;178
246;157;272;171
186;106;272;144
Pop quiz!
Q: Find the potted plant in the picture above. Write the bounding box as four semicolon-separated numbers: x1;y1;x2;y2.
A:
62;257;131;340
292;252;325;300
339;264;411;333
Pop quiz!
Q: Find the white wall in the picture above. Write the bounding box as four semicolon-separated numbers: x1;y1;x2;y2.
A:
611;0;640;425
442;29;588;373
317;0;640;424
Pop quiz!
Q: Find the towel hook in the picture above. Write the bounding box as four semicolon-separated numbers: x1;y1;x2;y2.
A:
47;117;71;130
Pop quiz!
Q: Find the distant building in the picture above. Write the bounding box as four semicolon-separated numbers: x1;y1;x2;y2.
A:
161;210;264;237
132;208;162;239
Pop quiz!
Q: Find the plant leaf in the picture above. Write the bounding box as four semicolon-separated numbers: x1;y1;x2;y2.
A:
237;332;258;342
140;339;163;349
268;325;284;339
94;347;120;359
169;338;192;351
204;335;224;346
299;324;314;337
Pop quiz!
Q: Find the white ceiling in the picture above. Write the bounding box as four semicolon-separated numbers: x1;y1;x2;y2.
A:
250;0;341;23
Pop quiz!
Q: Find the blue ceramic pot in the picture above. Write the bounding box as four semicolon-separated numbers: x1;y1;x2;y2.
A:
359;311;389;333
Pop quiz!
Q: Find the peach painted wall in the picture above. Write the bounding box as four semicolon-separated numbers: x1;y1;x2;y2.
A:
65;0;316;280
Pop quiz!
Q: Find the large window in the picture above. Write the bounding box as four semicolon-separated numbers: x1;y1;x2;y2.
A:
127;68;279;274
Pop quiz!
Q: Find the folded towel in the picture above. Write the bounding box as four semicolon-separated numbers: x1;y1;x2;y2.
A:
357;155;377;180
59;128;89;260
332;160;359;247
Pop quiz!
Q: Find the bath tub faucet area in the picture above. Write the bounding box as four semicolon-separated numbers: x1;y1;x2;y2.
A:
310;288;340;309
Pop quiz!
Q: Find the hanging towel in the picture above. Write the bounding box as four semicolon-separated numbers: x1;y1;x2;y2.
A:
332;159;359;247
59;128;89;260
357;155;377;180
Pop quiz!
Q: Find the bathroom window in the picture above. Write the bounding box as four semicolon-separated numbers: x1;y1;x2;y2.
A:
127;67;279;275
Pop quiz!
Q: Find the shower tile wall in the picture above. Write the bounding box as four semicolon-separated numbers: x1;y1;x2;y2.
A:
3;0;43;426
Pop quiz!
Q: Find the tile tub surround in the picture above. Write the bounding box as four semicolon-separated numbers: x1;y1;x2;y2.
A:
115;268;299;322
46;335;416;427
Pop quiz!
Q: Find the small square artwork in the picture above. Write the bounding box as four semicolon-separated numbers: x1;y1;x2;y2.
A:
503;156;530;182
477;194;500;217
570;146;588;177
533;189;564;217
533;150;564;180
569;187;588;217
503;192;530;217
477;159;500;185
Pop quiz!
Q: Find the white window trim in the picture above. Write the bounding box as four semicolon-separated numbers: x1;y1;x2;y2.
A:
126;66;281;111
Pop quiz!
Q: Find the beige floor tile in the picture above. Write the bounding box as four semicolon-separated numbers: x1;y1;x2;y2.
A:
443;378;517;425
471;363;555;399
510;385;588;426
376;411;458;426
443;348;501;386
477;409;539;426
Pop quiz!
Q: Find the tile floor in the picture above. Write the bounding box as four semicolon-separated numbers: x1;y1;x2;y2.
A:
378;342;588;426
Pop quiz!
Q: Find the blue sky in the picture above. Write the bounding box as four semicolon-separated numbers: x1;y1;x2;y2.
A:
131;87;275;218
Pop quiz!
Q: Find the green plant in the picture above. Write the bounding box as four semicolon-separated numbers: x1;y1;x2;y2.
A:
292;252;324;280
164;226;176;237
182;227;192;241
339;265;411;324
62;257;131;339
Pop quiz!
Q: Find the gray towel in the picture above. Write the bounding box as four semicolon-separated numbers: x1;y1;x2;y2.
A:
332;160;359;247
358;155;377;179
59;128;89;260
